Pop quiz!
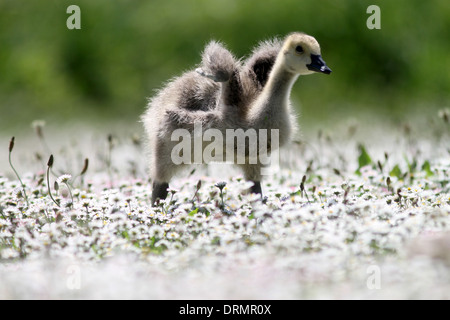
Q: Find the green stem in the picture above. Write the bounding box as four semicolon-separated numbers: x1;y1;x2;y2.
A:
64;182;74;207
47;166;60;208
8;149;29;207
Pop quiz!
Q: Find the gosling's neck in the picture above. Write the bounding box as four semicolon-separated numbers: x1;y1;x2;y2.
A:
249;56;299;126
264;58;298;108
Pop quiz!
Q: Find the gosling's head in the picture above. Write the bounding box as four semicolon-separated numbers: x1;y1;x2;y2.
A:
281;32;332;75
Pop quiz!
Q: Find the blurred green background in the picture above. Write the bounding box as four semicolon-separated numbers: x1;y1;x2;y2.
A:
0;0;449;131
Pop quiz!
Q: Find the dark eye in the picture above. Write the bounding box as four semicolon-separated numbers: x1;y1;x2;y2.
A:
295;45;304;53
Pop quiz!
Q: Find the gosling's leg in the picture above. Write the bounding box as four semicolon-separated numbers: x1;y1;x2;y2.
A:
152;181;169;206
150;138;178;206
240;163;263;197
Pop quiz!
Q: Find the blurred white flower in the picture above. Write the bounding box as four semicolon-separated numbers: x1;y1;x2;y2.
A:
56;174;72;184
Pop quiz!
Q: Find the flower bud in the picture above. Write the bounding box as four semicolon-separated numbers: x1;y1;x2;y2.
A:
9;137;15;153
47;154;54;167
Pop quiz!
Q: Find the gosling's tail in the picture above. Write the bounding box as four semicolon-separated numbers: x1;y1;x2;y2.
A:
196;40;237;82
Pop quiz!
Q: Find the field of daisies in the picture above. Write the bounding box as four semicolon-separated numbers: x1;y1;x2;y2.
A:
0;112;449;299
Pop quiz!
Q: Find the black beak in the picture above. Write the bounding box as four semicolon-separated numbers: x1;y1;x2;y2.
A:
307;54;332;74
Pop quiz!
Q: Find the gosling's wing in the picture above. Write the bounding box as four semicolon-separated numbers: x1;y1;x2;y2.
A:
245;38;283;88
196;40;238;83
196;41;246;108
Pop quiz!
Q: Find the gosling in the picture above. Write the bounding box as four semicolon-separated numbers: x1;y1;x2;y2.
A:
142;32;331;205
